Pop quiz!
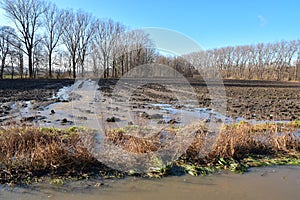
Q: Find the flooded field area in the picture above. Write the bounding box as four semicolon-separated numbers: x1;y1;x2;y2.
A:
0;78;300;199
1;0;300;199
1;166;299;200
1;78;299;128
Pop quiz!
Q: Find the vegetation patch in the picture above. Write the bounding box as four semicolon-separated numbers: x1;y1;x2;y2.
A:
0;126;124;185
0;121;300;185
105;125;178;153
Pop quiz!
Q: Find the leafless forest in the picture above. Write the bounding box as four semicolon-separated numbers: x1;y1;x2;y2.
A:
0;0;300;81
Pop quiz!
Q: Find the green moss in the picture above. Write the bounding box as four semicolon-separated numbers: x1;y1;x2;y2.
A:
144;154;300;178
290;119;300;128
243;155;300;167
40;127;57;132
213;158;248;173
50;178;65;185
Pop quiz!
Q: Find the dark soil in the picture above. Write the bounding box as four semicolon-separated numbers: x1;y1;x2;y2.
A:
0;79;74;103
0;79;74;118
201;79;300;121
98;78;300;121
0;78;299;121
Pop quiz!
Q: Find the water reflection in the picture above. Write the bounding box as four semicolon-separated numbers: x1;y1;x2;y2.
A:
1;166;300;200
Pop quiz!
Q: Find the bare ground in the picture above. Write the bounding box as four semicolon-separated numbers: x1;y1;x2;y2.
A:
98;78;300;121
0;78;299;122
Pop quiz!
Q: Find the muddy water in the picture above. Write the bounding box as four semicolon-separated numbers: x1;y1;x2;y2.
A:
1;80;300;199
1;166;299;200
2;79;285;129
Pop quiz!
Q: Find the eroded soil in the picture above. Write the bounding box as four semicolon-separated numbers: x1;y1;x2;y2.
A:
98;78;300;121
0;78;299;126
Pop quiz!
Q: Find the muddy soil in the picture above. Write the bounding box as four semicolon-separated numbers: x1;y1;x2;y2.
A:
0;79;74;102
0;79;74;119
0;78;299;124
98;78;300;121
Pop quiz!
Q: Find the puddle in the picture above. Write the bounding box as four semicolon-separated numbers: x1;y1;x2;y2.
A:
49;80;231;130
1;80;223;128
1;166;299;200
1;79;297;132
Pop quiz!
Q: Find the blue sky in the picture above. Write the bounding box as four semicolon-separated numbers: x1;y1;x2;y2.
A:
1;0;300;50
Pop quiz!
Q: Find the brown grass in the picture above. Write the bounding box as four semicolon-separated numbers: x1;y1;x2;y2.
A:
105;127;164;153
0;121;299;183
105;122;300;164
185;122;300;163
0;126;116;184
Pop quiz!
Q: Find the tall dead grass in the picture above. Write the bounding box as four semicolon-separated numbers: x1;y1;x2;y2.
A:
0;121;299;183
105;127;164;153
0;126;115;184
185;122;300;163
106;122;300;164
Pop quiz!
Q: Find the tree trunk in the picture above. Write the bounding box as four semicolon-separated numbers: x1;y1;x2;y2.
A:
72;57;76;79
11;58;14;79
81;61;84;78
19;54;23;79
28;51;33;78
121;55;124;76
112;58;115;77
103;57;107;78
294;63;299;81
106;57;109;78
0;59;5;79
48;52;52;78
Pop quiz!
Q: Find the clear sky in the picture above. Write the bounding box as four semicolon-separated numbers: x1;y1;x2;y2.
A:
1;0;300;50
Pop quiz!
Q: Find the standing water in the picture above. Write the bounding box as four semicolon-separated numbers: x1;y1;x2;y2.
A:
1;80;299;199
0;166;300;200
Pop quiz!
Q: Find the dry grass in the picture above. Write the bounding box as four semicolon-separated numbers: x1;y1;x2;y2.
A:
105;126;166;153
185;121;300;163
0;126;118;184
105;121;300;164
105;122;300;159
106;122;300;160
0;121;299;183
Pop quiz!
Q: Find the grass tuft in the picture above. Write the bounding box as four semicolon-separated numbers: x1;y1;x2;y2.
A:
0;126;123;184
0;121;299;184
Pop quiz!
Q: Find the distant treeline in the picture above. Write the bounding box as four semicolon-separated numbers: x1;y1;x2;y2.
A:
0;0;299;81
185;41;300;81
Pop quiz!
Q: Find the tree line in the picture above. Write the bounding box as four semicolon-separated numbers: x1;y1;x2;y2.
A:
185;40;300;81
0;0;155;79
0;0;299;81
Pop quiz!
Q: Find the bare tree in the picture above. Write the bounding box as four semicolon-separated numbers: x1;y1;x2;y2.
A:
17;41;24;78
61;9;78;79
183;40;299;81
61;9;95;78
112;29;155;77
1;0;46;78
33;36;46;78
8;45;17;79
43;2;63;78
0;26;17;79
76;11;96;77
295;40;300;81
94;19;126;78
